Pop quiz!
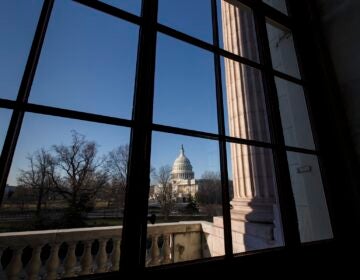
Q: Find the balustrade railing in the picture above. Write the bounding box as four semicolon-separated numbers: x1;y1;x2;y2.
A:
0;222;204;279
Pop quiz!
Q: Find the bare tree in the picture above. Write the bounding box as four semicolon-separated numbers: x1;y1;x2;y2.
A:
105;144;129;209
50;130;108;224
17;148;55;215
197;171;222;205
8;185;34;212
153;165;175;220
196;171;225;217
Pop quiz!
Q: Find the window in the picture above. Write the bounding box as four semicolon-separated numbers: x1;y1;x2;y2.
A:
0;0;334;277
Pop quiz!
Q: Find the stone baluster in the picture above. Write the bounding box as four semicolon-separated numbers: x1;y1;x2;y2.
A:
80;240;93;275
6;246;23;280
27;243;43;280
95;239;108;273
0;247;5;279
149;235;160;266
162;234;172;264
46;243;60;280
111;238;121;271
0;247;3;269
63;242;77;278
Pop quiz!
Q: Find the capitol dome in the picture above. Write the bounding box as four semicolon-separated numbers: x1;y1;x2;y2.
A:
171;145;194;180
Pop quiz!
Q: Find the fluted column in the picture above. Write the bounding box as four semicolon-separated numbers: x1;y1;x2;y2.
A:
222;0;275;222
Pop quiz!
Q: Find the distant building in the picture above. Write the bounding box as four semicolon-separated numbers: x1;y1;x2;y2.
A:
171;145;198;202
152;145;198;203
4;184;15;199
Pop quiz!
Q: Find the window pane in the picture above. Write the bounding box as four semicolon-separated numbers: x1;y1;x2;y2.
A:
99;0;141;16
227;143;284;253
158;0;212;43
0;0;43;100
221;57;270;142
147;132;224;266
1;113;130;276
218;0;259;62
29;0;139;119
287;152;333;242
263;0;288;15
154;34;218;133
266;21;301;79
0;109;12;153
275;78;315;150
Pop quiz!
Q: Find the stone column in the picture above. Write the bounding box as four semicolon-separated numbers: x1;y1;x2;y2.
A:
221;0;276;224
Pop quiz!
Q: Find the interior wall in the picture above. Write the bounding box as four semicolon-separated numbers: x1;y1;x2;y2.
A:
314;0;360;160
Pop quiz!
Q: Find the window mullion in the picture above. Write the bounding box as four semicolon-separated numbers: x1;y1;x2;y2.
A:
252;3;301;247
120;0;158;272
211;0;233;258
0;0;54;204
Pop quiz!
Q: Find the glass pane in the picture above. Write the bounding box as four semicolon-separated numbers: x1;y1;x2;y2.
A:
147;132;224;266
0;109;12;153
0;0;43;100
99;0;141;16
221;57;270;142
154;34;218;133
287;152;333;242
266;21;301;79
218;0;259;62
275;78;315;150
1;113;130;276
158;0;212;43
30;0;139;119
227;143;284;253
263;0;288;15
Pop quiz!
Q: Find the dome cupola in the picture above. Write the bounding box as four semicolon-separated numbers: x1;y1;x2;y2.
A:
171;145;194;180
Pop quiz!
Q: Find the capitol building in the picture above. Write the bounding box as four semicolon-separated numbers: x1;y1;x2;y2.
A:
151;145;198;202
170;145;198;202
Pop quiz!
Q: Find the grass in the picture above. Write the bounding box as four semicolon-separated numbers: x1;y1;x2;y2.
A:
0;214;215;233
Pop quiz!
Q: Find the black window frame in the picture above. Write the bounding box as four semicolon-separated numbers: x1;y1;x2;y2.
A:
0;0;341;277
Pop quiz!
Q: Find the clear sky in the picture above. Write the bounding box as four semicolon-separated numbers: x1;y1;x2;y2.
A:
1;0;232;186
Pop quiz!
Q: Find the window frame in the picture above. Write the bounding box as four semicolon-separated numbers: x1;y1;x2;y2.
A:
0;0;338;277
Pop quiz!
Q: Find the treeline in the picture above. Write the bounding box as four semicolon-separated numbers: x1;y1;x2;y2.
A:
8;130;128;227
6;130;230;228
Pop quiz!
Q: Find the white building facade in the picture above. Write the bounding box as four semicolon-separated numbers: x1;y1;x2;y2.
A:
171;145;198;202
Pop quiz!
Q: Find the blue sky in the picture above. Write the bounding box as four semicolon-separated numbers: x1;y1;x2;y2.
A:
0;0;43;100
1;0;234;185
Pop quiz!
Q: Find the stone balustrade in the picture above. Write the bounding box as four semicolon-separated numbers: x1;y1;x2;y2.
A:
0;222;205;279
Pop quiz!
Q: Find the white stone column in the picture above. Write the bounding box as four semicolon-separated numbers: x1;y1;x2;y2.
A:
221;0;276;223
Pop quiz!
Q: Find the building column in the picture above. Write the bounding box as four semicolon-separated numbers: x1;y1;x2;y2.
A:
222;0;276;223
